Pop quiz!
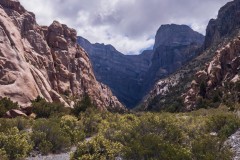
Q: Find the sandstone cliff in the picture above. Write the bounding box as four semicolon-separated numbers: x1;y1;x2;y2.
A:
184;37;240;110
0;0;124;111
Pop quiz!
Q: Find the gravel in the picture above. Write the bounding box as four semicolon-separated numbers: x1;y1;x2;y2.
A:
26;147;76;160
225;129;240;160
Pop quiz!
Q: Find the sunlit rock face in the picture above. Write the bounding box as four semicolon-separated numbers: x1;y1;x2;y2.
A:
0;0;125;111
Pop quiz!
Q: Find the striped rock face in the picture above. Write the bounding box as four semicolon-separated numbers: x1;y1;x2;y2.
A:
0;0;125;111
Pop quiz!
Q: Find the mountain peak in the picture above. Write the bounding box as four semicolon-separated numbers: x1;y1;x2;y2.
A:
0;0;25;14
204;0;240;49
154;24;204;49
78;23;203;108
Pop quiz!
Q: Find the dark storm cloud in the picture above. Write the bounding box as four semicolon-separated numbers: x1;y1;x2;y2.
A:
19;0;232;54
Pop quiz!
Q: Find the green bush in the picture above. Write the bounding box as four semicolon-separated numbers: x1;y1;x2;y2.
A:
192;135;232;160
72;94;93;117
0;118;30;133
0;101;237;159
115;113;190;159
165;98;184;113
0;97;18;117
31;119;71;154
124;134;191;160
72;135;123;160
196;97;207;109
32;97;70;118
0;127;32;159
60;115;85;144
14;117;31;131
79;108;104;137
0;148;8;160
206;113;240;138
39;140;53;155
31;131;46;149
72;110;235;160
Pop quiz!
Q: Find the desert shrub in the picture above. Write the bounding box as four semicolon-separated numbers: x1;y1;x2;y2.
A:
79;108;104;137
70;108;238;160
32;97;70;118
60;115;78;129
211;90;222;103
98;113;140;146
0;119;16;133
135;113;183;144
60;115;85;144
191;135;232;160
196;97;211;109
14;117;31;131
164;98;184;113
0;97;18;117
72;94;93;117
31;119;71;154
39;140;53;155
0;127;32;159
123;134;191;160
118;113;189;159
0;149;8;160
0;101;236;159
72;135;123;160
31;131;46;149
206;113;240;139
0;118;30;133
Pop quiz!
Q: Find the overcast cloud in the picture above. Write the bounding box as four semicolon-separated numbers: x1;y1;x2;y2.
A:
19;0;231;54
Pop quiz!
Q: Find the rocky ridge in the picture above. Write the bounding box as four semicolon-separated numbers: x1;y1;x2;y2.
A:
143;0;240;111
78;24;204;108
0;0;124;111
204;0;240;49
142;24;204;106
184;36;240;110
154;24;204;49
78;36;153;108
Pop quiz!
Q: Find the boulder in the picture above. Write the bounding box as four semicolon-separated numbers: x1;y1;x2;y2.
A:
4;109;27;118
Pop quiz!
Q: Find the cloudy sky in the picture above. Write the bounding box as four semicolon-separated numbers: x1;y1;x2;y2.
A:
19;0;231;55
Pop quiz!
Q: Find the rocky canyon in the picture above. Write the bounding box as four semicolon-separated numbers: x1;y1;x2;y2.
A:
78;24;204;108
1;0;240;160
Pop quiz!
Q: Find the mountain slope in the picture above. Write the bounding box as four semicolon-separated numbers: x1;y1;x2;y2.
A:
78;25;204;108
204;0;240;49
78;36;153;108
0;0;124;111
143;0;240;112
143;24;204;94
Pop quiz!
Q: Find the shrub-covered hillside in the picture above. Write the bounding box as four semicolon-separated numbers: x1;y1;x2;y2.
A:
0;98;239;159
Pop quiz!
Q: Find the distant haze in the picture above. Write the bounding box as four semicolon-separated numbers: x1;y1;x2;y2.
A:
19;0;231;54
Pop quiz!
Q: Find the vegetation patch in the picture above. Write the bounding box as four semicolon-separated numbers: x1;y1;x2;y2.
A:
0;97;238;159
